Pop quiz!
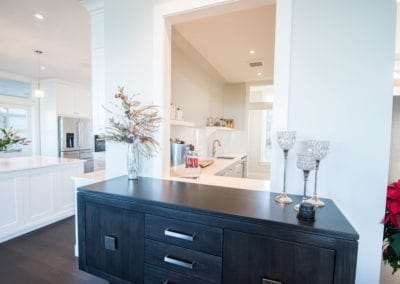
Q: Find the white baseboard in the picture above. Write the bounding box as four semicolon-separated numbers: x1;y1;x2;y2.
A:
0;209;75;243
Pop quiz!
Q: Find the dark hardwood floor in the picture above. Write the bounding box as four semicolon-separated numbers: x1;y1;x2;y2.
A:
0;217;107;284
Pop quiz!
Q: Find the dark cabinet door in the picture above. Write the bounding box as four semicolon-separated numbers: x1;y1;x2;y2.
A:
84;201;144;283
223;230;335;284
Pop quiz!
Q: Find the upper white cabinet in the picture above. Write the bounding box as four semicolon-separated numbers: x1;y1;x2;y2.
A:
74;87;92;118
56;82;91;118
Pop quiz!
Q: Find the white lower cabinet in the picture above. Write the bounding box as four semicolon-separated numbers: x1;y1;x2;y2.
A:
0;163;83;243
0;178;23;234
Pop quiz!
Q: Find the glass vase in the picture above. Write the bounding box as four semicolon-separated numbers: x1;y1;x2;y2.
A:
294;153;316;211
275;131;297;204
127;143;139;180
305;140;330;207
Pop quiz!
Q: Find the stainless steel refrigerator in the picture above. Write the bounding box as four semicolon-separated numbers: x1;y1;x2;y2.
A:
58;116;94;173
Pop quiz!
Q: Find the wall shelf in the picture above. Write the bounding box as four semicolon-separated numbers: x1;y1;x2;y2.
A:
170;119;196;127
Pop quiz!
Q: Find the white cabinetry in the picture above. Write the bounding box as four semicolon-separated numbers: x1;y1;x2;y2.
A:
93;151;106;171
0;162;83;243
0;178;23;234
215;156;247;178
56;82;91;118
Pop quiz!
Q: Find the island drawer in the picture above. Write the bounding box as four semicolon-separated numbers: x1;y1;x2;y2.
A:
145;264;211;284
145;239;222;283
145;214;223;256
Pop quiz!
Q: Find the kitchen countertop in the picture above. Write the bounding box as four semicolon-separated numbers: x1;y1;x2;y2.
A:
69;153;270;192
169;153;270;191
199;153;247;175
0;156;84;174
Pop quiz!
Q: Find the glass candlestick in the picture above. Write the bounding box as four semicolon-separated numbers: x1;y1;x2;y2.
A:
275;131;296;204
305;140;330;207
294;153;316;211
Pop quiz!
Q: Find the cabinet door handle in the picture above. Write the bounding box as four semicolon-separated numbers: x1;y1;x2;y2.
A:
262;279;282;284
164;255;194;270
164;228;195;241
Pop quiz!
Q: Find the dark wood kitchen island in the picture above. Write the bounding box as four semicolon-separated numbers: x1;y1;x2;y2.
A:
77;176;358;284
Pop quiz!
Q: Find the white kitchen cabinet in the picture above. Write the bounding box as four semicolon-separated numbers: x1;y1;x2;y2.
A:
0;159;84;243
234;162;243;178
75;87;92;118
56;83;75;116
93;151;106;171
55;81;91;118
215;156;247;178
0;178;23;234
23;173;54;223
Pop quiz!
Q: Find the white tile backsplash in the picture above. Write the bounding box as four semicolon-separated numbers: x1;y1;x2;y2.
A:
170;127;247;157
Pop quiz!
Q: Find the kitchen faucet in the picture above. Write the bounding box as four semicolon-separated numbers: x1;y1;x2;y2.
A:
212;139;221;157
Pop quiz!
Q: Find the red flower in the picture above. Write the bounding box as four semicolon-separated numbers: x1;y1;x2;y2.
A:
384;180;400;227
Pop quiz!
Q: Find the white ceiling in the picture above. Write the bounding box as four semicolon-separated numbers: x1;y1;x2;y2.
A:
0;0;91;87
173;2;276;83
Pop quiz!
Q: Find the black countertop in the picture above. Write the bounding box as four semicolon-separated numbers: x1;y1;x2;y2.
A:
78;176;359;241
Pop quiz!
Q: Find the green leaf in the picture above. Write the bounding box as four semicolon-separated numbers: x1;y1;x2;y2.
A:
390;233;400;256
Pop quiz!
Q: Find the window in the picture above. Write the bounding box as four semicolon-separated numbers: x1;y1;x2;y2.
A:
249;85;274;103
0;106;31;152
247;84;273;164
0;77;31;98
261;109;273;163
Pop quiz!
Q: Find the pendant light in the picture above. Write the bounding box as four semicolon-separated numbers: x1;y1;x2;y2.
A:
34;50;44;98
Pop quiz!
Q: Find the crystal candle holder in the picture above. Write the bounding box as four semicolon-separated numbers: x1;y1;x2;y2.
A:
294;153;316;211
305;140;330;207
275;131;296;204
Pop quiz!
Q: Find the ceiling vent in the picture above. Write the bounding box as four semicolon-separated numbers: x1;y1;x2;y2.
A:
249;61;263;67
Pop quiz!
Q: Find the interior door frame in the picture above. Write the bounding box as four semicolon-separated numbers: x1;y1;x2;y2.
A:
153;0;293;191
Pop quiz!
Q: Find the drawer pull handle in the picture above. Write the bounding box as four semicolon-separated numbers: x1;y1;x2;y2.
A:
164;228;195;241
164;255;194;270
262;279;282;284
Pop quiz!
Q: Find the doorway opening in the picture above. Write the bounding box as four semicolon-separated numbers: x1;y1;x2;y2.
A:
165;0;276;186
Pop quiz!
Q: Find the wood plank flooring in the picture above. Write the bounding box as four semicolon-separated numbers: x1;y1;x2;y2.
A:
0;217;107;284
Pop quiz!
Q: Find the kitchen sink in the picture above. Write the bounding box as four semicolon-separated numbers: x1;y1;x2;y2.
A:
216;156;235;159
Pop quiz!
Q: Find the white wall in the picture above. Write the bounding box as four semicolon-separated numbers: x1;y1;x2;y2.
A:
171;28;226;127
104;0;169;178
223;83;246;130
101;0;396;282
90;5;106;134
280;1;395;283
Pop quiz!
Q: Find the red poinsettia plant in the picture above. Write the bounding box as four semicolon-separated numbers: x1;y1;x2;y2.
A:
383;180;400;273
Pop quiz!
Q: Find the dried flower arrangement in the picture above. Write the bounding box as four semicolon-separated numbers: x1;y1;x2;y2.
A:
0;128;30;152
103;87;162;159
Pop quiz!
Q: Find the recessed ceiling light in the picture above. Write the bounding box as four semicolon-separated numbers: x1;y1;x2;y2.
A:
40;66;45;70
257;72;262;76
249;50;255;54
34;13;45;20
